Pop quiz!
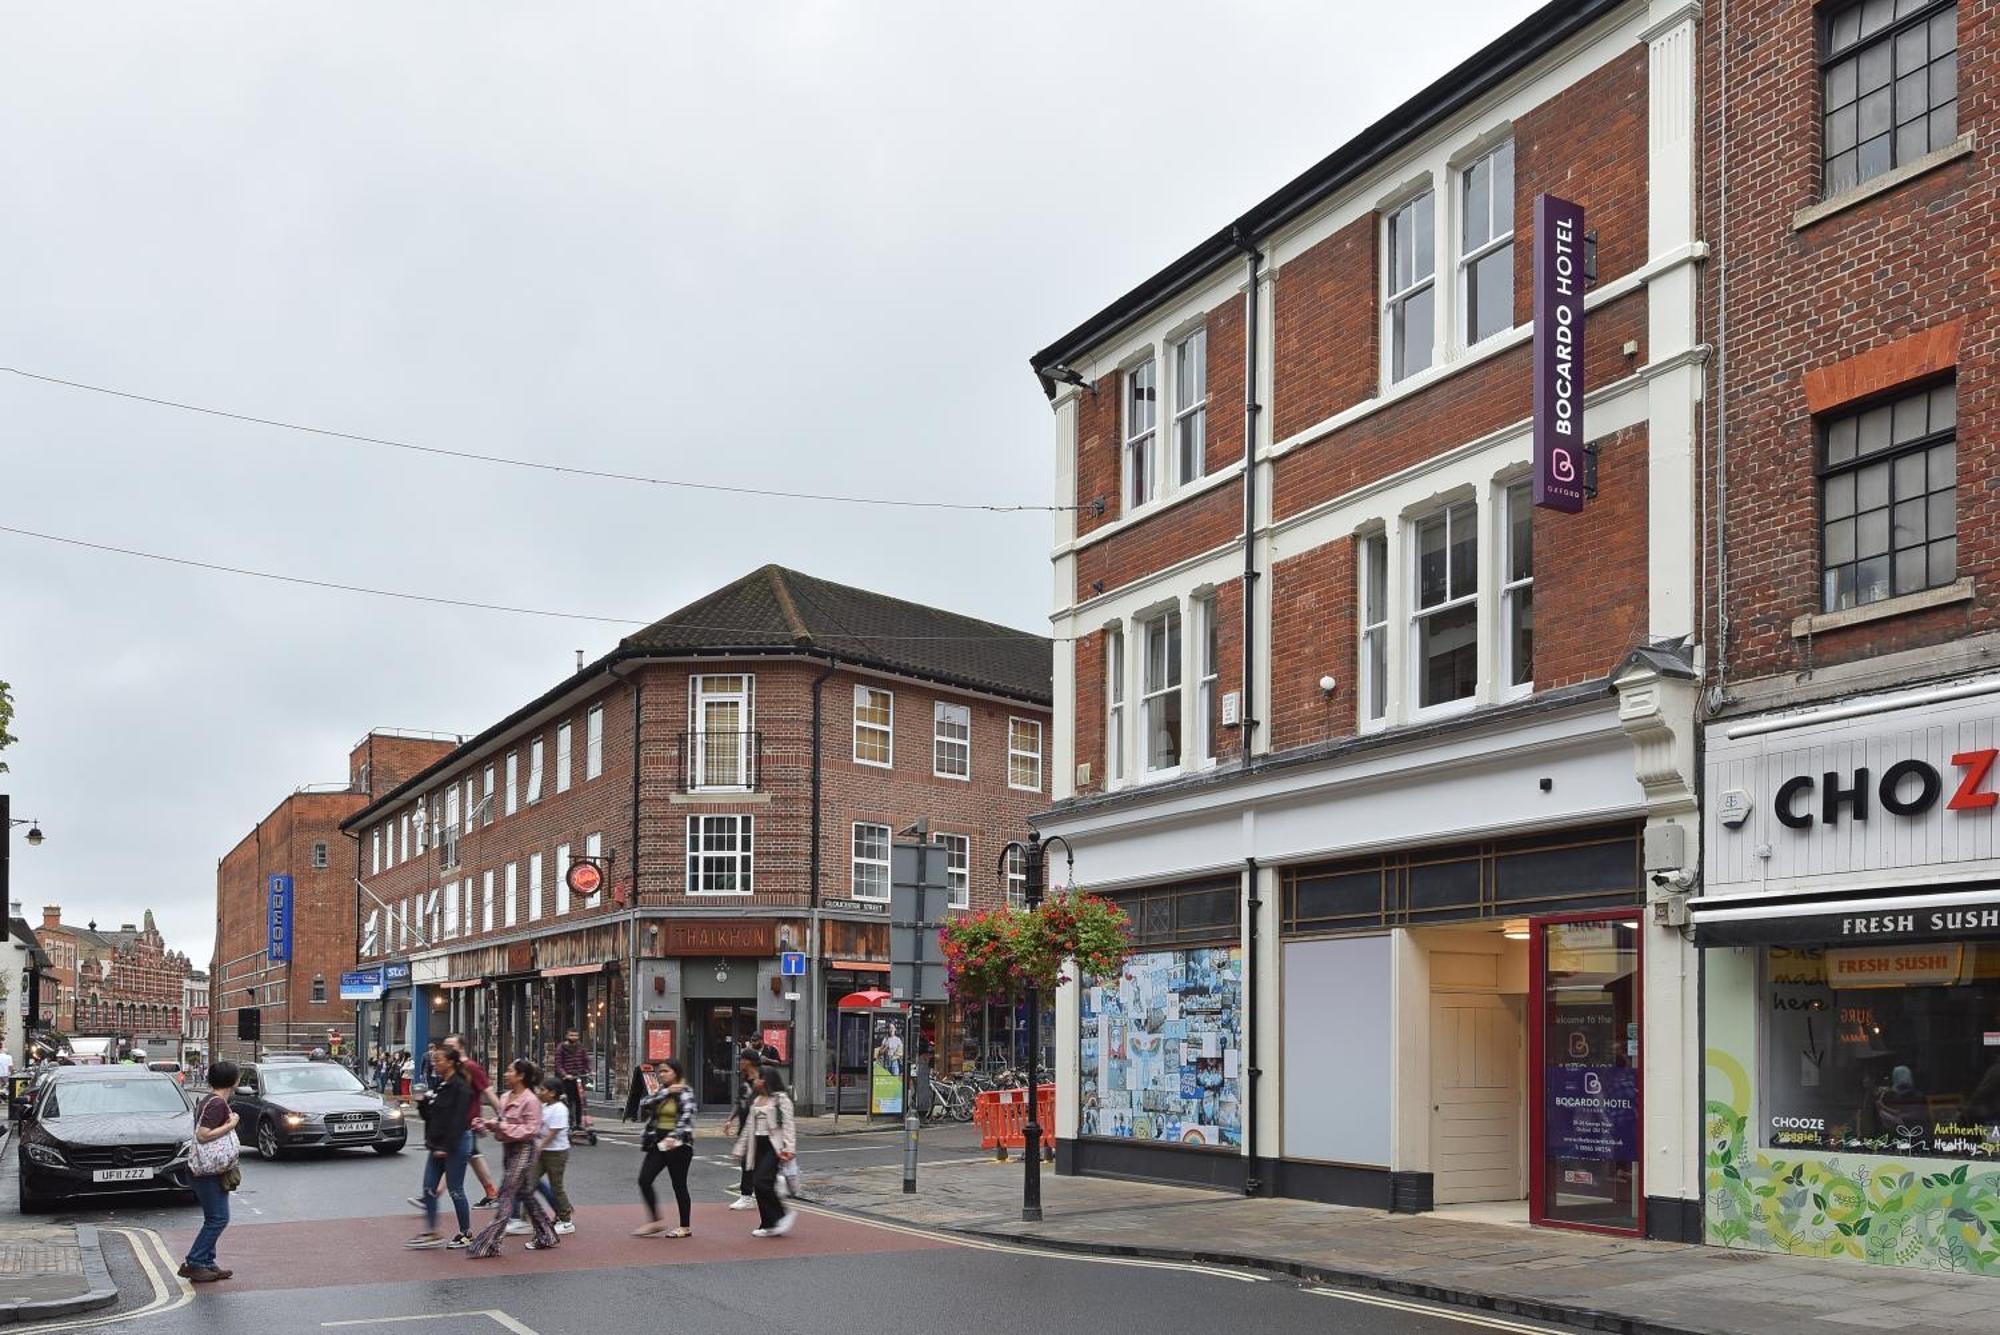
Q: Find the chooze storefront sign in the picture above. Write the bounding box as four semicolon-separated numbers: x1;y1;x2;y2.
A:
1704;690;2000;898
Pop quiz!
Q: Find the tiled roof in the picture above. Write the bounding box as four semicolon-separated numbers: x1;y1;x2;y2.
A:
621;565;1051;705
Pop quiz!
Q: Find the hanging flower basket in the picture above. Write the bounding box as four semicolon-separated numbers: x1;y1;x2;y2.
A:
940;892;1130;1003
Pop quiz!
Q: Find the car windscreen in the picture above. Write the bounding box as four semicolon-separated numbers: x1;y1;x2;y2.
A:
259;1066;364;1097
44;1079;189;1117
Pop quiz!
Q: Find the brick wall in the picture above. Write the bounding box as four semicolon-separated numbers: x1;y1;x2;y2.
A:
1074;369;1123;536
1268;536;1357;750
1702;1;1996;683
1535;425;1651;689
1205;295;1248;469
1075;480;1243;602
1272;215;1379;440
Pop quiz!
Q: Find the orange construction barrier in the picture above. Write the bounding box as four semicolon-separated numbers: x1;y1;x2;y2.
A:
973;1086;1057;1159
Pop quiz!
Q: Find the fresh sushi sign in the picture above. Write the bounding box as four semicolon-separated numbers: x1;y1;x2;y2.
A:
1532;193;1588;513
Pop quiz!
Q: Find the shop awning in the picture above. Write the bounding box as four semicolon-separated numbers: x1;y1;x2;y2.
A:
541;963;604;978
439;977;484;990
1689;887;2000;948
830;959;890;973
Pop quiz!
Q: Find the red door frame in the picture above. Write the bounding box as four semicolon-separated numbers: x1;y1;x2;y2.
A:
1527;909;1645;1237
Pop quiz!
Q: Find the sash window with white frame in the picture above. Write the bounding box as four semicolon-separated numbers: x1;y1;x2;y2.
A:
1501;482;1534;689
852;822;891;902
1106;627;1126;784
482;870;495;933
444;878;459;938
934;701;971;779
584;831;604;908
556;842;571;915
1173;328;1206;486
505;752;519;816
1006;847;1027;910
1193;594;1219;765
690;674;754;790
1124;358;1158;510
527;738;545;804
556;723;573;794
481;765;495;825
1385;191;1436;383
1460;140;1515;347
854;686;893;767
528;852;544;921
586;704;605;780
463;778;475;833
1141;607;1182;772
937;832;970;910
504;861;518;928
1413;500;1479;709
363;910;379;957
1359;531;1390;725
372;829;381;875
1822;381;1956;611
686;815;753;895
1007;717;1043;792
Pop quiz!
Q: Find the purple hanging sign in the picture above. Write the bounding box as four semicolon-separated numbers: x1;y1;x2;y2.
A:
1532;193;1587;512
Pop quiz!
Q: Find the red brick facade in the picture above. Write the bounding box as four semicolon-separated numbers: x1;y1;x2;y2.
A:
37;908;191;1054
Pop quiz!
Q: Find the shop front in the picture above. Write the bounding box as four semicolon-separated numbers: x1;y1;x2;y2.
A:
1700;683;2000;1276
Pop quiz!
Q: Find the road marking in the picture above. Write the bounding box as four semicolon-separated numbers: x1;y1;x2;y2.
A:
781;1201;1266;1284
322;1312;539;1334
1305;1287;1571;1333
17;1226;192;1331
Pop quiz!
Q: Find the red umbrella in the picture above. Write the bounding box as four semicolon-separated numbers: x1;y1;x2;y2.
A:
838;988;894;1010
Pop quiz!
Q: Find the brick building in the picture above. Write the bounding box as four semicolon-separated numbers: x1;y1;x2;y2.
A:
346;565;1050;1113
212;732;454;1062
182;968;210;1065
1690;0;2000;1275
1029;0;1705;1242
36;907;193;1057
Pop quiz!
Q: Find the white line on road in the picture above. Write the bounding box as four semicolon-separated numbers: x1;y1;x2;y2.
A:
18;1226;192;1331
322;1312;539;1334
1305;1287;1572;1334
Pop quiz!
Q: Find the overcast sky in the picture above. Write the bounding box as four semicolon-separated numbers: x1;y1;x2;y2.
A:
0;1;1543;964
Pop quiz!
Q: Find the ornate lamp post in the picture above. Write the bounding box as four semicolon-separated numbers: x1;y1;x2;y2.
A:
992;830;1073;1222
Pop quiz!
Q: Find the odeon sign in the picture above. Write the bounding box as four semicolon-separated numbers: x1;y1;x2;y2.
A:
1770;749;1999;829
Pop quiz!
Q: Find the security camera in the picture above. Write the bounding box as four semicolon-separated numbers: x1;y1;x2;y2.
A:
1650;868;1696;891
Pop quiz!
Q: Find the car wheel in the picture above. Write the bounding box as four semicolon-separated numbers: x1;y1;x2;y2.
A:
256;1118;282;1161
373;1142;403;1156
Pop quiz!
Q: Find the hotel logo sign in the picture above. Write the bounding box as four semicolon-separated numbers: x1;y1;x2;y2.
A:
1532;193;1588;513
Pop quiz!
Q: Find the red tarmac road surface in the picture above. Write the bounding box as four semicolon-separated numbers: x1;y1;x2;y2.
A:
160;1200;951;1291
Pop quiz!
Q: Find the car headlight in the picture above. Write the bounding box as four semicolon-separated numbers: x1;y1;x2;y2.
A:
281;1112;307;1128
384;1107;404;1121
172;1139;195;1163
25;1142;67;1168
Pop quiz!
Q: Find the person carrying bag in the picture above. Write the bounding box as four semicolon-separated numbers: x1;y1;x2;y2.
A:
182;1060;242;1283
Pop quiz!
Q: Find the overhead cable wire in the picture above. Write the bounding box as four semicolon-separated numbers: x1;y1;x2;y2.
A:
0;522;1069;642
0;366;1078;513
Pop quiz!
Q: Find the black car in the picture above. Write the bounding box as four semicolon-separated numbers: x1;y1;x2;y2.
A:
16;1066;198;1210
231;1060;407;1160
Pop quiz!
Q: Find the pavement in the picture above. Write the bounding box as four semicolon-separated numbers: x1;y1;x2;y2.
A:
0;1220;118;1323
805;1158;2000;1335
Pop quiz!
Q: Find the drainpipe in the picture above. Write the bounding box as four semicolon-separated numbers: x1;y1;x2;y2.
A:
807;658;840;1113
1232;230;1264;757
611;662;644;1097
1244;856;1263;1196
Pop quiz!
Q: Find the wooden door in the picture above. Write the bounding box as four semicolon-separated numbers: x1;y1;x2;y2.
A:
1430;992;1523;1205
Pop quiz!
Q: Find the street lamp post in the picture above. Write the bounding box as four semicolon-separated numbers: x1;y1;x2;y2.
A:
3;794;48;1038
995;830;1073;1224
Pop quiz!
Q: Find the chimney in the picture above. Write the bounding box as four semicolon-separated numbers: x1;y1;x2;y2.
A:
42;906;60;930
8;901;20;919
575;649;585;672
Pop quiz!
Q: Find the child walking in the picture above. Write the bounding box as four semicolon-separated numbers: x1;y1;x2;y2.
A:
467;1059;558;1258
505;1078;576;1237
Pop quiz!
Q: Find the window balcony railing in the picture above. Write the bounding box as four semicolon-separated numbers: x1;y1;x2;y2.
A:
679;730;762;792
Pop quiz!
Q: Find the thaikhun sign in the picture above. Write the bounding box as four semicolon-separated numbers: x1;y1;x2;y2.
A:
1532;192;1587;513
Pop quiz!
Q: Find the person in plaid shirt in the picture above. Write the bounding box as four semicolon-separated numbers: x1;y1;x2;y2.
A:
552;1029;591;1130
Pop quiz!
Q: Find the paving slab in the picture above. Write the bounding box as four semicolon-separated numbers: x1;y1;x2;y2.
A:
809;1158;2000;1335
0;1222;118;1324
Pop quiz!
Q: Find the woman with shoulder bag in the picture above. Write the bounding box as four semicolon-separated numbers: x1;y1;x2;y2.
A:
182;1060;242;1283
632;1058;696;1237
406;1047;475;1250
733;1066;797;1238
467;1060;557;1258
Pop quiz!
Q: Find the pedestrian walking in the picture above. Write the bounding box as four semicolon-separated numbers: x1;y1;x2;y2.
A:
721;1051;761;1212
181;1060;242;1282
507;1079;575;1237
732;1066;797;1238
633;1057;695;1238
468;1059;557;1258
444;1034;502;1207
405;1047;475;1250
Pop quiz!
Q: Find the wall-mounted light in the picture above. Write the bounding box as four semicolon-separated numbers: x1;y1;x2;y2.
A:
1318;675;1338;697
1502;919;1531;941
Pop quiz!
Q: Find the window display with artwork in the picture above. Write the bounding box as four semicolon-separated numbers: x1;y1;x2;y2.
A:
1080;946;1243;1148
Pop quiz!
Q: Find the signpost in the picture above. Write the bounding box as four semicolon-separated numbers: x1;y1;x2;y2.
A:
779;950;806;978
339;969;385;1002
1532;192;1589;513
267;874;294;963
889;839;953;1194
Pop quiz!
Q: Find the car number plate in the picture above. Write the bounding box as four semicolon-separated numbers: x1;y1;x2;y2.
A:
331;1118;368;1129
92;1167;154;1182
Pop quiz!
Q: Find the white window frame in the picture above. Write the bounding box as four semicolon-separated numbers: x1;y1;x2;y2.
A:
555;841;571;915
690;675;756;791
1458;140;1516;349
445;786;461;840
400;813;409;864
853;685;894;768
1007;717;1043;792
937;832;971;910
504;861;519;929
586;704;605;780
528;852;544;922
505;752;519;816
933;702;971;780
414;800;428;853
482;869;495;933
1172;328;1207;487
1123;356;1158;512
1106;626;1126;785
1500;481;1534;696
1140;606;1183;775
584;831;604;908
363;909;379;958
528;739;545;804
371;829;381;875
852;822;892;902
685;814;754;895
1193;594;1220;767
556;723;574;794
482;765;495;825
1384;189;1437;384
311;841;329;870
1006;847;1027;910
443;878;459;938
463;778;476;833
1409;499;1481;718
1359;530;1391;729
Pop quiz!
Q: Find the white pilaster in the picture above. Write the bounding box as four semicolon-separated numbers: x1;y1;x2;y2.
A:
1052;393;1081;801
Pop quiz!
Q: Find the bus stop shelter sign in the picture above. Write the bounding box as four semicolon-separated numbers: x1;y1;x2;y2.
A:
1532;192;1587;513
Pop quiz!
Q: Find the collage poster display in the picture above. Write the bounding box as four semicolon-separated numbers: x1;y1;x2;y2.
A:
1080;946;1243;1147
